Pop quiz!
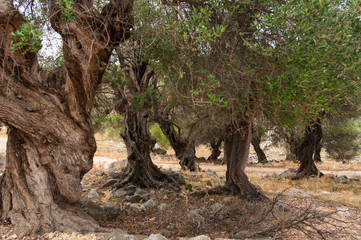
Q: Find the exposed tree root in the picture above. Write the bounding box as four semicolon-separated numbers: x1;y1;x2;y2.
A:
111;164;184;191
292;168;324;180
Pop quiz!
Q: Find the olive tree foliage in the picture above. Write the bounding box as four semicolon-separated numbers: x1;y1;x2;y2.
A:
323;107;361;162
262;0;361;178
0;0;133;236
139;0;361;194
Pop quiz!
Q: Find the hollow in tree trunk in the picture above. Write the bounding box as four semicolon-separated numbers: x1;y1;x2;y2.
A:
208;120;267;201
293;119;323;180
0;0;133;236
207;139;222;162
251;135;267;163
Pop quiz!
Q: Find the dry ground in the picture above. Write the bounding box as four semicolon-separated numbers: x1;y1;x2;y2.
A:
0;132;360;239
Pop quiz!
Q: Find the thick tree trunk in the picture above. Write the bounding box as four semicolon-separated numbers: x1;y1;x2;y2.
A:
157;116;199;171
293;119;323;180
1;127;99;236
207;139;222;162
251;136;267;163
179;143;199;171
111;59;179;189
208;120;266;201
112;109;176;189
0;0;132;236
285;134;302;161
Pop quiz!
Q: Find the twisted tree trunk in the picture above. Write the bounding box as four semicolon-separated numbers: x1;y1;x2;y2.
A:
112;61;179;189
251;135;267;163
157;116;199;171
293;119;323;179
208;119;266;201
112;109;176;189
0;0;132;236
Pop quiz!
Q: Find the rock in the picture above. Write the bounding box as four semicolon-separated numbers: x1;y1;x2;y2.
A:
114;189;127;198
144;199;158;209
206;177;221;187
158;203;170;211
167;223;175;231
79;200;120;221
126;193;150;203
7;234;17;239
135;188;149;196
336;206;351;217
278;168;297;179
288;188;310;197
320;191;331;195
125;186;138;196
152;144;167;155
95;169;105;176
145;234;168;240
206;169;218;178
223;197;232;202
128;203;146;212
87;189;101;200
233;230;252;239
96;230;145;240
210;203;225;213
108;159;128;174
189;235;211;240
288;188;300;194
271;173;278;178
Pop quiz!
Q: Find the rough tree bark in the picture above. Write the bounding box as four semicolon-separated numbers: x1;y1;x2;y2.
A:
293;119;323;180
285;133;302;161
156;115;199;171
0;0;132;236
208;120;267;200
207;138;222;162
112;61;178;189
251;135;267;163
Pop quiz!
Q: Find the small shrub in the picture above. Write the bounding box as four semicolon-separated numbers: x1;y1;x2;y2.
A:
323;119;361;161
149;123;170;149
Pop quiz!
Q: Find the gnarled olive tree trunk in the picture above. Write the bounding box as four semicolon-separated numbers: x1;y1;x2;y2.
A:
293;119;323;179
0;0;132;236
112;109;176;189
251;135;267;163
208;120;266;200
156;116;199;171
112;61;178;189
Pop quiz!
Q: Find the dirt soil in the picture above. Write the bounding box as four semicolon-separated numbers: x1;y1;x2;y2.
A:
0;136;360;239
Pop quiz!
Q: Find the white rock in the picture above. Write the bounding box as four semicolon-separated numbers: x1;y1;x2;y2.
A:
145;234;168;240
87;189;100;199
336;206;351;217
320;191;331;195
189;235;212;240
7;234;17;239
144;199;158;209
128;203;146;212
